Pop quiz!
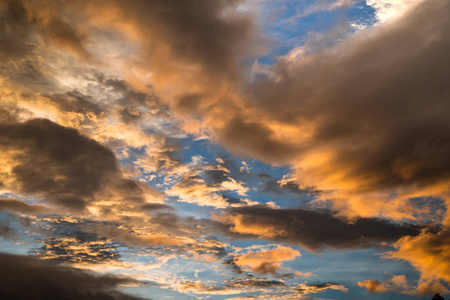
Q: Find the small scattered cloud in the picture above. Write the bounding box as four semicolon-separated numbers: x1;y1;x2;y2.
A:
234;245;301;276
296;282;348;295
358;274;414;295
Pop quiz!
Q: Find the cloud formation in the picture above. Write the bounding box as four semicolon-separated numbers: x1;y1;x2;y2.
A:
5;0;450;221
0;253;147;300
234;246;301;275
296;282;348;295
358;275;414;295
180;278;285;295
0;110;159;211
210;0;450;224
216;205;424;251
0;0;35;61
386;229;450;292
0;198;48;214
1;0;450;297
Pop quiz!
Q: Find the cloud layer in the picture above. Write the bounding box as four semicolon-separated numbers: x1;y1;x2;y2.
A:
216;205;424;251
0;253;146;300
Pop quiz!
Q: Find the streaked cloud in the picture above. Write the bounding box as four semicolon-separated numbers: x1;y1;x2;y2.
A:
216;205;424;251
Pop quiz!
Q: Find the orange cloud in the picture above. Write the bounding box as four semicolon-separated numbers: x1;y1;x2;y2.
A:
358;275;414;295
296;282;348;295
234;246;301;275
386;229;450;293
4;0;450;225
216;206;423;251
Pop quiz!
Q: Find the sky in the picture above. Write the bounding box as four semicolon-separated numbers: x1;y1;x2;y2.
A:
0;0;449;299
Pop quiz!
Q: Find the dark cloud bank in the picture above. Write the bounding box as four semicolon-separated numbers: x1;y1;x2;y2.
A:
218;206;426;251
0;112;151;210
0;253;147;300
223;0;450;195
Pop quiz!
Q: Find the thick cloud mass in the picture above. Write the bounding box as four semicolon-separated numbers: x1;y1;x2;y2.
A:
0;198;47;214
0;0;34;60
217;206;424;250
228;0;450;213
0;253;146;300
0;117;118;209
105;0;255;76
0;113;156;211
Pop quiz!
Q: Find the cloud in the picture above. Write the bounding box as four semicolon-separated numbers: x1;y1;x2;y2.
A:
106;0;257;79
358;273;450;296
0;111;160;210
6;0;450;224
2;0;264;152
258;175;320;199
0;0;34;61
0;116;116;210
38;16;92;61
292;0;356;20
179;278;285;295
80;223;186;248
166;175;250;208
2;0;450;296
0;221;14;239
234;245;301;275
358;275;414;295
215;205;424;251
1;0;91;61
0;253;148;300
35;237;120;264
296;282;348;295
0;198;48;214
211;0;450;222
386;229;450;292
16;0;261;96
220;281;347;299
367;0;426;23
46;91;104;120
164;157;253;208
141;203;174;212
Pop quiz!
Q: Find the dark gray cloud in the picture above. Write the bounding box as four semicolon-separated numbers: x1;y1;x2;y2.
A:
296;282;347;295
258;177;320;199
218;0;450;196
46;91;104;117
107;0;257;79
17;0;258;85
0;0;34;61
202;169;230;185
217;205;425;251
181;277;285;293
218;118;299;165
0;253;148;300
229;278;285;288
0;117;118;209
0;198;47;214
141;203;174;212
0;220;14;239
0;112;152;210
39;16;91;60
